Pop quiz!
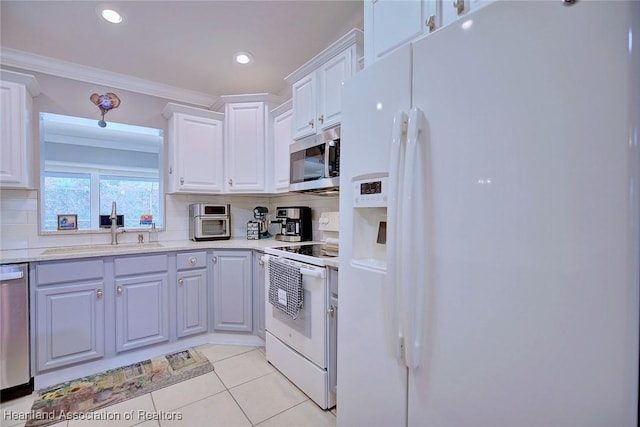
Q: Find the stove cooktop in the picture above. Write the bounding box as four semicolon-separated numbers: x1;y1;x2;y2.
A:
271;244;336;258
265;243;338;266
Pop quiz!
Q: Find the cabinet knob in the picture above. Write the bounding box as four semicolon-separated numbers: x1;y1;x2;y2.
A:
180;177;184;185
426;15;436;32
212;256;218;263
318;115;324;124
453;0;465;15
116;286;123;295
228;179;233;186
178;278;184;287
189;256;197;265
96;288;103;299
308;119;314;128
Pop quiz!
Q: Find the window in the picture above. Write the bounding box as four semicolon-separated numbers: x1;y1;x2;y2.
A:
40;113;164;233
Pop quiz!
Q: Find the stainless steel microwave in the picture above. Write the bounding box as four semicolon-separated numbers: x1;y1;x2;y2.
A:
189;203;231;241
289;127;340;193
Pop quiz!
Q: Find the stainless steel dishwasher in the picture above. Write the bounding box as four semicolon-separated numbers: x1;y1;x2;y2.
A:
0;263;33;401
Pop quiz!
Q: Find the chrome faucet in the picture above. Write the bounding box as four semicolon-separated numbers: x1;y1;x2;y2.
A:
110;201;120;245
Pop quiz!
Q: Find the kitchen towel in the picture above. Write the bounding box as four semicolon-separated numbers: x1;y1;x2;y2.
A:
268;258;303;319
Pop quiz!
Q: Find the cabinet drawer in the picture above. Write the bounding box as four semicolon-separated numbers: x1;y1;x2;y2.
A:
35;259;104;285
177;251;207;270
114;254;168;276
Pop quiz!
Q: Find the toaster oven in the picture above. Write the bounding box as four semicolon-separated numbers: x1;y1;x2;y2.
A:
189;204;231;241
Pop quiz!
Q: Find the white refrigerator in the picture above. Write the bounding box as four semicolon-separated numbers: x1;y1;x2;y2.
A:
337;1;639;426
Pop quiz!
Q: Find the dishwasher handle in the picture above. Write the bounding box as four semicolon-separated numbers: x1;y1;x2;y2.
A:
0;266;25;281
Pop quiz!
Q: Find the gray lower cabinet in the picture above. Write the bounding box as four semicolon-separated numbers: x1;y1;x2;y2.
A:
114;254;170;353
176;251;208;338
31;247;263;373
252;251;266;339
212;250;253;332
33;259;106;372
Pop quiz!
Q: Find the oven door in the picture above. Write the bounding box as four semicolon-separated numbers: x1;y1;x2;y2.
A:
195;216;229;239
264;255;327;368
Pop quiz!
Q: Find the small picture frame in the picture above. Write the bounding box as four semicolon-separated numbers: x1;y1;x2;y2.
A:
57;214;78;230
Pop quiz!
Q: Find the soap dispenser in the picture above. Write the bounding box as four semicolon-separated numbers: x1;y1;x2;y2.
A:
148;223;158;243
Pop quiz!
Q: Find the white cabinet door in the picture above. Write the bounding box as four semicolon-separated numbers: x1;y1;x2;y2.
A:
225;102;266;192
0;80;34;188
365;0;495;67
317;49;354;131
288;30;362;141
167;112;224;193
367;0;434;65
291;74;317;140
272;106;292;192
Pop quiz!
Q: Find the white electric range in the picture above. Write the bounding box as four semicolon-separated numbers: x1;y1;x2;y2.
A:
262;243;338;409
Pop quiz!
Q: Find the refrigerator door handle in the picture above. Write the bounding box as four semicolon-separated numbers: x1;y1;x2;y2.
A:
387;110;408;361
400;107;427;370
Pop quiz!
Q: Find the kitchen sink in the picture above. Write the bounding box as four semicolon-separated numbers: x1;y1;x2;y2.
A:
41;242;163;254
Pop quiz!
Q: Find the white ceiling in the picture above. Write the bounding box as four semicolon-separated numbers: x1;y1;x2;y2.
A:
0;1;363;101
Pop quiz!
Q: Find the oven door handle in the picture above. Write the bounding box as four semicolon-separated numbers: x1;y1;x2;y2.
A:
300;267;326;278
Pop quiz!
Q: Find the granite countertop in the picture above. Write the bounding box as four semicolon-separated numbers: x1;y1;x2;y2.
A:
0;238;339;268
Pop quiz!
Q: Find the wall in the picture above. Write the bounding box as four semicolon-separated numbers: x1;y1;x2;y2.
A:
0;67;339;250
0;189;338;250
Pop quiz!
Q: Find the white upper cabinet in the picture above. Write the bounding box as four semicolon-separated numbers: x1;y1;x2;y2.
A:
271;100;293;193
220;94;282;193
0;70;39;189
163;103;224;194
364;0;493;67
286;29;363;140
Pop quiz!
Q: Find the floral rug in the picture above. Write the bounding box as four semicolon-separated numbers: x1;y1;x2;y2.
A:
25;348;213;427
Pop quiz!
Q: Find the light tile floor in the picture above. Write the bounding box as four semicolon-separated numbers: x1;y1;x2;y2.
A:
0;345;336;427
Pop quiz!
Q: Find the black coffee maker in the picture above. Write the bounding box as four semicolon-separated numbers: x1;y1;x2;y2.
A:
272;206;312;242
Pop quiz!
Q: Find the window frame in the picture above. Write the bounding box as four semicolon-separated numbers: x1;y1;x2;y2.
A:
39;113;165;235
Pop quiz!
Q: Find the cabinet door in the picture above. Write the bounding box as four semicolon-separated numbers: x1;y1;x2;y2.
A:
212;250;253;332
169;113;224;193
317;49;355;131
252;252;266;339
115;272;169;352
225;102;266;192
272;108;293;192
365;0;436;66
291;74;317;140
0;81;31;188
36;282;105;371
176;268;208;338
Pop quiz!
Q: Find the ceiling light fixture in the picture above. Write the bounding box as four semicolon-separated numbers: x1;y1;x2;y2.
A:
100;8;123;24
234;51;253;65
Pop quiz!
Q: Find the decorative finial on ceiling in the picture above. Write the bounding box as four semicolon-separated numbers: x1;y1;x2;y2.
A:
90;92;121;127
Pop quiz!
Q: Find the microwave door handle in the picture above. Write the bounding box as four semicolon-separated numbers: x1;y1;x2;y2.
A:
324;143;330;179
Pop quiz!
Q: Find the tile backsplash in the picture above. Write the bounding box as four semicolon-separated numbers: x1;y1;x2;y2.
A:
0;189;338;250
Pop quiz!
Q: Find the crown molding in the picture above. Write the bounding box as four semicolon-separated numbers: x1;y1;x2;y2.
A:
0;47;219;109
285;28;364;84
162;102;224;120
210;93;286;112
271;99;292;117
0;69;41;96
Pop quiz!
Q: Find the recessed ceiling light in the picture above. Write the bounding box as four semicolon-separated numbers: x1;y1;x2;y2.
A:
100;8;123;24
234;51;253;65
